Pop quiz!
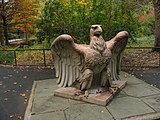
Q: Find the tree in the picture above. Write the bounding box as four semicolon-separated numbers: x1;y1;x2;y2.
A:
0;18;4;46
36;0;137;44
0;0;39;46
153;0;160;50
14;0;39;40
0;0;15;45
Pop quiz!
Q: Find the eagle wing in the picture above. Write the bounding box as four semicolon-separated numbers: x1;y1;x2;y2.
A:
51;34;84;87
106;31;128;81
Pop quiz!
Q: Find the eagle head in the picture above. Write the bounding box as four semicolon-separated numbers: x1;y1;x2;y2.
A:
90;25;102;37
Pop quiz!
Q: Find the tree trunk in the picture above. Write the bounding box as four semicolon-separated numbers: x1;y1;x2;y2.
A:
2;16;9;45
24;24;28;41
1;0;9;45
153;0;160;51
0;28;4;46
0;25;3;46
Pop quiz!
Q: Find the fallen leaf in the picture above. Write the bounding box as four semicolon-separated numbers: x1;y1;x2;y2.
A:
19;66;25;69
10;115;14;118
23;76;28;79
4;90;10;93
13;82;17;85
17;115;23;119
12;90;16;92
20;93;26;97
7;90;10;92
3;77;8;79
8;75;12;77
4;98;8;101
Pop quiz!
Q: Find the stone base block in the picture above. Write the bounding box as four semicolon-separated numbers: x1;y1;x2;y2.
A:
54;81;126;106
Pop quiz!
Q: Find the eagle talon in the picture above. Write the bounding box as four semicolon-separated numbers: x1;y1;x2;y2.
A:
98;87;107;93
74;91;84;96
109;87;118;94
84;90;89;98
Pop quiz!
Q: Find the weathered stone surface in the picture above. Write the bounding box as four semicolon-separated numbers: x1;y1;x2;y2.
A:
30;111;65;120
119;71;146;85
51;25;128;92
32;95;70;113
24;72;160;120
65;104;114;120
54;81;126;106
141;94;160;112
34;79;58;98
107;96;155;119
123;83;160;97
115;90;127;98
123;112;160;120
28;79;83;115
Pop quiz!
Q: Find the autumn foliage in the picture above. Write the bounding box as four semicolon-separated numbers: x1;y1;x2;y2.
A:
13;0;40;39
15;0;40;29
0;0;39;45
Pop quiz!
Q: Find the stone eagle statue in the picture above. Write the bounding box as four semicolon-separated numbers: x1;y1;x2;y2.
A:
51;25;128;92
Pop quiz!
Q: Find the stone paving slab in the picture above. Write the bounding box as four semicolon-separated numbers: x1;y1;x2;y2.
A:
65;104;114;120
24;72;160;120
141;94;160;112
30;111;65;120
123;83;160;97
107;96;155;119
32;95;70;114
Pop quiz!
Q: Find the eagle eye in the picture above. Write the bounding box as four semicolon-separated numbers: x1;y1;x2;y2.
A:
92;26;98;30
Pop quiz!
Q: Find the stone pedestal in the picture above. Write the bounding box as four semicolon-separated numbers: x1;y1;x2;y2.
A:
54;81;126;106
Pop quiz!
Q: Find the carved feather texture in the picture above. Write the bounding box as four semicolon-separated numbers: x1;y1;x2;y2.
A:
51;34;82;87
106;31;128;81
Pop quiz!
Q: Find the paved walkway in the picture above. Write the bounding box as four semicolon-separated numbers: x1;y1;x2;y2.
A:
0;66;55;120
128;70;160;89
24;71;160;120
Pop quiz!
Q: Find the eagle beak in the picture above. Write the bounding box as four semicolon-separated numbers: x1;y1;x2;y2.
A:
94;31;102;36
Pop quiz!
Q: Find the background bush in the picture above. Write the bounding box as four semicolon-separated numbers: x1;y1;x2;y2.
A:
0;51;15;64
36;0;138;44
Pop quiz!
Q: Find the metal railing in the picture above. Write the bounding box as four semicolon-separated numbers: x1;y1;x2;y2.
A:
0;49;54;66
121;47;160;70
0;47;160;69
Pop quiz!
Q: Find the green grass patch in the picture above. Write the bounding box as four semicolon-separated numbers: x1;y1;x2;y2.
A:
0;50;15;64
128;35;155;47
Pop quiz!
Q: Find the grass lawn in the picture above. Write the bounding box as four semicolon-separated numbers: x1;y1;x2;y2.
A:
128;35;155;47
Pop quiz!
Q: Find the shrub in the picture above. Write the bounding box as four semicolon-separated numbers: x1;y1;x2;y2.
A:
138;13;155;36
0;51;15;64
